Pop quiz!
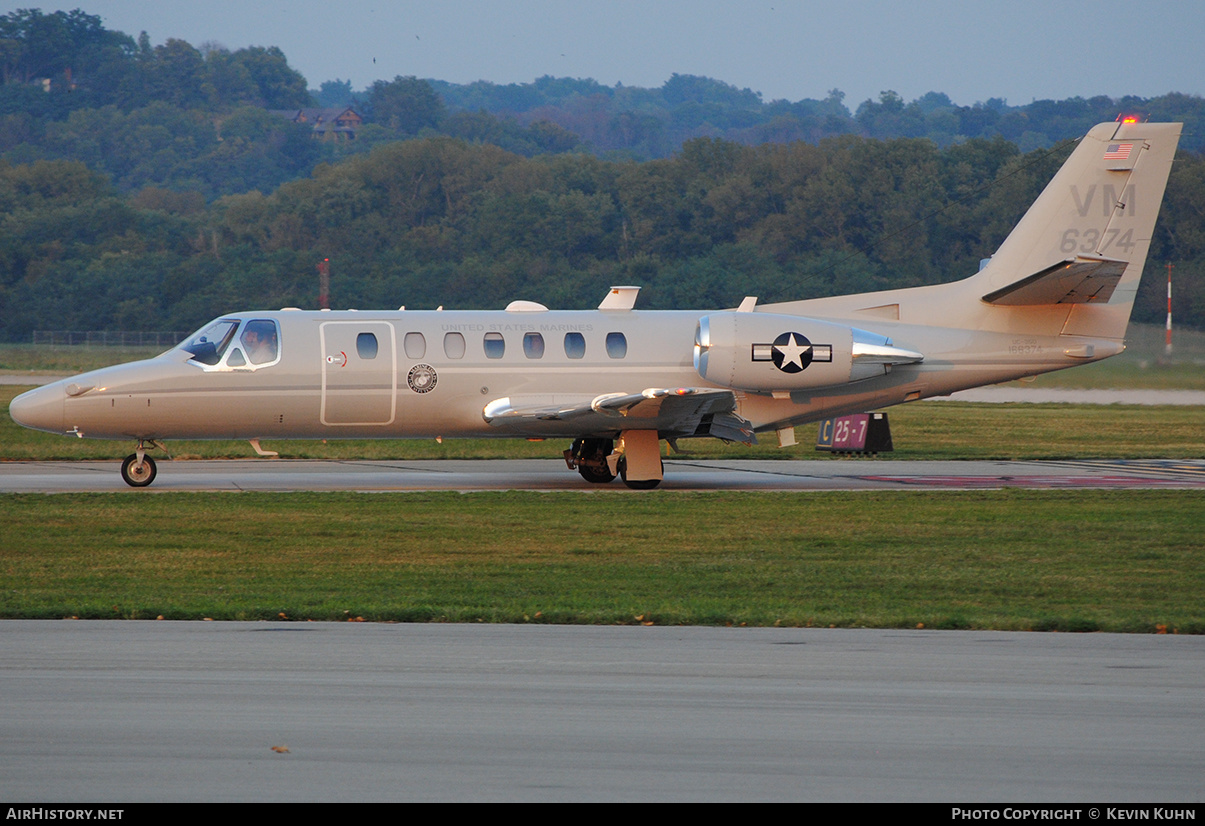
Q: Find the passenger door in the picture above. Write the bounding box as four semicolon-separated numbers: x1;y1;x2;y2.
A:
319;321;397;426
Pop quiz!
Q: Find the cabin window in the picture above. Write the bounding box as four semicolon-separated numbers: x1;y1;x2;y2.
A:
357;332;378;360
564;332;586;359
181;319;239;366
523;332;545;359
484;332;505;359
240;319;279;365
606;332;627;359
443;332;466;359
404;332;426;359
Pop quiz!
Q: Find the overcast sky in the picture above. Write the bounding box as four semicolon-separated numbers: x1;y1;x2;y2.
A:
18;1;1205;107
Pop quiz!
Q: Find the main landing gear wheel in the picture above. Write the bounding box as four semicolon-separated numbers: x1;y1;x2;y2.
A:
121;454;157;487
619;457;662;490
578;464;616;484
571;438;616;484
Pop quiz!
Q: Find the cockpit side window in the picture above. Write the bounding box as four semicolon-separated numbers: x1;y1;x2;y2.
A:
240;319;280;366
182;319;239;366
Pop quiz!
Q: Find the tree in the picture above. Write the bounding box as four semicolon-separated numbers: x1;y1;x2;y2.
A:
226;46;310;108
314;79;353;107
145;38;207;108
366;76;443;135
0;8;125;84
0;9;137;112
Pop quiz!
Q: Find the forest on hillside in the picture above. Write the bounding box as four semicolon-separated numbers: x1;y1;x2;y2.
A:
0;8;1203;341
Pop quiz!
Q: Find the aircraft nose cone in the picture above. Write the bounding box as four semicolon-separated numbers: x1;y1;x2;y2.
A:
9;384;64;434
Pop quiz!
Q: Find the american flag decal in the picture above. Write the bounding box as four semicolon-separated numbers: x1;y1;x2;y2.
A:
1104;143;1134;160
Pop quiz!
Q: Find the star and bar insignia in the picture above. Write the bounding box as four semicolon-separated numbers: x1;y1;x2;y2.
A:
752;332;833;374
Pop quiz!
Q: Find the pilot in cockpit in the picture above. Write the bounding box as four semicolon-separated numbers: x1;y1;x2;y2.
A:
241;320;279;365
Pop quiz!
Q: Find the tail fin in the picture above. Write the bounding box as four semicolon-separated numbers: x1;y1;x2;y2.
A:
976;120;1181;338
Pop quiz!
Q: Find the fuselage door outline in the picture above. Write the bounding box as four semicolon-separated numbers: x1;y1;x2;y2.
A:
319;321;398;426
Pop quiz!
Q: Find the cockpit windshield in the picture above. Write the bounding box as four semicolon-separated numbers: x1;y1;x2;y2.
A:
180;319;239;365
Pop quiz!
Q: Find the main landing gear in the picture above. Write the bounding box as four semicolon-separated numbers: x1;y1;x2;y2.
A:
564;432;664;490
120;440;164;487
565;438;616;484
618;456;661;490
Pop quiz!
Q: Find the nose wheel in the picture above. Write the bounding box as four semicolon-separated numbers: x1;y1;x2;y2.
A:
121;453;157;487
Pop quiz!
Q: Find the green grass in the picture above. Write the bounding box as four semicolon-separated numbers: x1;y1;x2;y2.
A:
3;328;1201;634
0;344;165;375
1;490;1201;631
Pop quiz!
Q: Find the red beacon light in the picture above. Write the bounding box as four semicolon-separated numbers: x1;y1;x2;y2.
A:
1116;113;1142;124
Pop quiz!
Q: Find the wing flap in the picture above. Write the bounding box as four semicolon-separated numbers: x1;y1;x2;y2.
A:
483;387;755;443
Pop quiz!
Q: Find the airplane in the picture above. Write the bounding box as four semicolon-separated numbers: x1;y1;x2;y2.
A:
9;120;1182;489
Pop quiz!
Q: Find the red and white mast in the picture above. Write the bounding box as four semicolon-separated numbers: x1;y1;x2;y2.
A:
1165;262;1173;356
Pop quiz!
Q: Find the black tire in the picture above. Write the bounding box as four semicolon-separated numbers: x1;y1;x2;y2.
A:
618;457;662;490
121;454;157;487
574;438;616;484
578;464;616;484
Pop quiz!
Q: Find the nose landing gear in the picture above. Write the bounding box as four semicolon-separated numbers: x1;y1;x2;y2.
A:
121;453;156;487
120;440;166;487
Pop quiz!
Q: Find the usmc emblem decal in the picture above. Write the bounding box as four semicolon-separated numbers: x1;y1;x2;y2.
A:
752;332;833;374
407;364;438;393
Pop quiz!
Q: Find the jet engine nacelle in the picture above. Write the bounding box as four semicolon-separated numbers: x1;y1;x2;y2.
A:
693;312;924;393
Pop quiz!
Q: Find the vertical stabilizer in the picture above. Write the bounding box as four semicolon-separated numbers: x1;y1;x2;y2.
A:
977;121;1181;338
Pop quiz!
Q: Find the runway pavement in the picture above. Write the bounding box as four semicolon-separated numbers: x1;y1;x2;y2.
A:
2;456;1205;492
2;622;1201;802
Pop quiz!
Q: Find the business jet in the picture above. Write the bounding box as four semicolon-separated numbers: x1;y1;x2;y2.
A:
9;121;1181;488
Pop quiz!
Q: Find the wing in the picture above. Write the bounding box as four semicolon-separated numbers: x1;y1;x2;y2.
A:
482;387;756;443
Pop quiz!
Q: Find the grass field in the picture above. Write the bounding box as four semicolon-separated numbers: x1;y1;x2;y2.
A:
2;324;1202;632
1;490;1201;632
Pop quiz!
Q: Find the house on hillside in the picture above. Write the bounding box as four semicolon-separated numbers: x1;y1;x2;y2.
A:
270;107;362;139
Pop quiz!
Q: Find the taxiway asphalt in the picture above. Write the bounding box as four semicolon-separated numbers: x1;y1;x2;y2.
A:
2;457;1205;492
2;622;1202;802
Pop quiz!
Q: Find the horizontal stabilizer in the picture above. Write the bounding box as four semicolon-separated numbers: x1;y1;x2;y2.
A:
981;256;1128;306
